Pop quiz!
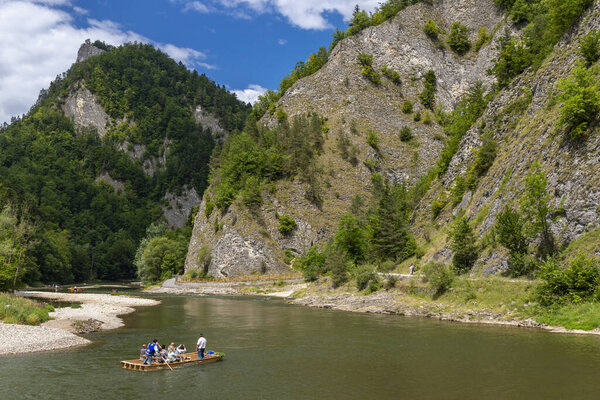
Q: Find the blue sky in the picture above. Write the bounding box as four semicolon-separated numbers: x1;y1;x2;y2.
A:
0;0;382;123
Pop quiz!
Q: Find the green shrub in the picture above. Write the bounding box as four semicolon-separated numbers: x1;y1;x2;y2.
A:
241;176;262;209
381;65;402;85
423;111;433;125
422;262;454;296
378;260;396;272
327;249;349;288
475;26;491;51
490;35;530;88
424;18;439;39
507;251;537;278
367;130;380;150
205;197;215;219
419;70;437;110
448;22;471;55
358;52;381;84
415;246;426;259
297;246;326;282
537;255;600;306
579;30;600;67
402;100;413;114
465;131;497;188
197;245;212;274
431;193;448;218
184;268;204;280
495;206;529;254
355;265;378;291
510;0;533;23
557;62;600;140
277;213;297;235
413;112;422;122
399;126;413;141
449;216;478;274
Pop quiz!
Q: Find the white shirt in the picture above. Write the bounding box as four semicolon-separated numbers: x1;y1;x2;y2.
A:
197;337;206;349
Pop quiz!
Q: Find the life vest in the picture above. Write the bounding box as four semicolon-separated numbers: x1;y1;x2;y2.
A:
145;343;156;355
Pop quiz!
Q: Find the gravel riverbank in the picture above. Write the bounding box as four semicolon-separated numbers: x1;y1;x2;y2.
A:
0;292;159;355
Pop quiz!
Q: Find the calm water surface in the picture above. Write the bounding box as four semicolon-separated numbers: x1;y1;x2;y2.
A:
2;293;600;399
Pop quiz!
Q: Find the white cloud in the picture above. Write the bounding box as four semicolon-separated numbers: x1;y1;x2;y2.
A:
231;84;267;104
0;0;212;124
183;1;211;13
277;38;286;45
182;0;381;30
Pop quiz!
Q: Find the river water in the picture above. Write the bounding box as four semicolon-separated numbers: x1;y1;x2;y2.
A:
1;292;600;399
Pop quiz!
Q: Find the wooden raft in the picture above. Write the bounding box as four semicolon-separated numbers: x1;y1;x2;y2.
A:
121;352;222;371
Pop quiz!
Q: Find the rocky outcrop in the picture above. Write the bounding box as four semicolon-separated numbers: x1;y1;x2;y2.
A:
415;2;600;269
162;186;202;228
95;171;125;193
62;85;109;136
194;106;225;139
77;40;105;62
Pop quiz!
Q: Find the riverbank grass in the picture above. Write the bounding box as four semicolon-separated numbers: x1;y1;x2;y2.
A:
0;293;53;325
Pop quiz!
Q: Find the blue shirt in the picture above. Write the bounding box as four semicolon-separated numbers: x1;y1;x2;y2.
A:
146;343;157;355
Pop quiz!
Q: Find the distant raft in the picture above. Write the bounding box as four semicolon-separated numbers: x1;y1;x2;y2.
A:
121;352;223;371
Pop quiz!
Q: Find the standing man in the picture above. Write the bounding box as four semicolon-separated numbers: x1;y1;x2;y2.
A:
196;333;206;360
144;339;159;365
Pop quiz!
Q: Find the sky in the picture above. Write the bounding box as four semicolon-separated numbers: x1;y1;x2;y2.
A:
0;0;384;124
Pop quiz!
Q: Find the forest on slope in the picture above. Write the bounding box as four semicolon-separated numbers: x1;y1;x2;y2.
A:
0;43;250;287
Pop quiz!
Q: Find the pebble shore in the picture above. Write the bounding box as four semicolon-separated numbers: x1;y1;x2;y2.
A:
0;292;159;355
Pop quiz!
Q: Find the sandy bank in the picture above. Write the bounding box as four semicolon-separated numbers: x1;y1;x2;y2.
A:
0;292;160;356
147;279;307;298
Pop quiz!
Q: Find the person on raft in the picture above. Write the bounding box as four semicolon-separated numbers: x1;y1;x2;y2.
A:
143;339;160;365
139;344;147;361
197;333;206;359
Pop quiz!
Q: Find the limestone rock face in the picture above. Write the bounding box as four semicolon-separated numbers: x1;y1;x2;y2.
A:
185;0;507;277
415;2;600;268
62;86;109;136
95;171;125;193
162;186;202;228
77;41;105;62
194;106;225;139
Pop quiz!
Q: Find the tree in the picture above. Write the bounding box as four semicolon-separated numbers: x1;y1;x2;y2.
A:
424;19;439;39
557;62;600;140
449;216;478;274
140;236;179;282
334;214;368;266
495;206;529;254
520;164;554;257
579;30;600;67
448;22;471;55
420;70;437;110
0;205;36;291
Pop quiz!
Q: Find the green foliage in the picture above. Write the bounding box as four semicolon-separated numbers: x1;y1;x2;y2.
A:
0;293;52;325
465;131;497;189
413;112;422;122
197;245;212;275
449;216;478;274
422;262;454;296
241;176;262;209
520;163;554;257
556;62;600;140
380;65;402;85
490;34;530;87
327;249;349;288
448;22;471;55
424;18;439;39
475;27;491;51
367;130;380;150
354;265;378;291
419;70;437;110
431;192;448;218
278;47;329;97
212;113;324;209
334;214;368;266
399;126;413;142
495;206;529;254
537;255;600;306
297;246;326;282
402;100;413;114
579;30;600;67
507;251;537;278
490;1;593;86
205;197;215;219
358;53;381;84
277;213;297;235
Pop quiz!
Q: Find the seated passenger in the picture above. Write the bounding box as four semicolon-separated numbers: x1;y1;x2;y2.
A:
157;345;168;363
176;343;189;360
140;344;147;361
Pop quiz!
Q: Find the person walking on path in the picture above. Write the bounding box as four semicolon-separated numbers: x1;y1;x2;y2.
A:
196;334;206;360
410;264;415;275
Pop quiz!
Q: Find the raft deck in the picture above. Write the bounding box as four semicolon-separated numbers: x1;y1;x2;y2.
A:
121;352;223;371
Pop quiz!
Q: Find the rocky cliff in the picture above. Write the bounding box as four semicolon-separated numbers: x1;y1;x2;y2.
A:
185;0;513;276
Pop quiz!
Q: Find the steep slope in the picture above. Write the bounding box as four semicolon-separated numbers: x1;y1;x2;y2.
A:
185;0;508;277
0;42;249;284
415;1;600;272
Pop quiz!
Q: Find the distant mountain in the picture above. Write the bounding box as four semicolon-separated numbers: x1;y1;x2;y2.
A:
0;41;250;284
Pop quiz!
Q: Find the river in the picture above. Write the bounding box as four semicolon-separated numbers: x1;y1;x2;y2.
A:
1;292;599;399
